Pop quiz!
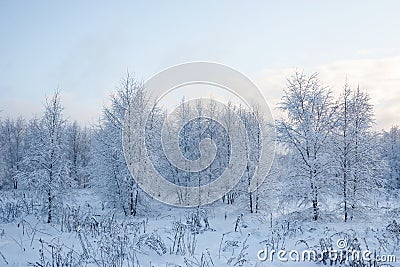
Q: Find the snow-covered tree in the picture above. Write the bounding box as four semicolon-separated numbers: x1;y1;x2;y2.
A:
21;90;70;223
276;72;337;221
91;74;149;216
347;87;384;220
221;102;238;205
333;84;384;221
0;118;5;189
382;126;400;190
0;117;26;189
332;83;353;222
235;107;263;213
248;105;267;214
65;122;91;188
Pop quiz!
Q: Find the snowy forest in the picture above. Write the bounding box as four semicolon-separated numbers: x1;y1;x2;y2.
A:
0;72;399;266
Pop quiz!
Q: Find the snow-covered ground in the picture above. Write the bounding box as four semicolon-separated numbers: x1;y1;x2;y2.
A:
0;189;399;267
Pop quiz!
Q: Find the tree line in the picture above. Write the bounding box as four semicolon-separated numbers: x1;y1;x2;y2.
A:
0;72;399;223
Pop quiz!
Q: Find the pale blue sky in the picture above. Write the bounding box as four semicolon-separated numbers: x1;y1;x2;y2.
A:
1;1;399;128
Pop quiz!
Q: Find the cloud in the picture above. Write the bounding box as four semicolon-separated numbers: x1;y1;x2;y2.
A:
255;56;400;130
2;56;399;131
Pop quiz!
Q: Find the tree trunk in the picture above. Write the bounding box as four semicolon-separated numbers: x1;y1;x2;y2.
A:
248;165;253;213
312;198;318;221
310;168;318;221
343;167;348;222
47;189;52;223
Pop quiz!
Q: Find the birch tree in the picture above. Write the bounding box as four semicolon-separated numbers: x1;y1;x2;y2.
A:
347;87;384;220
22;91;69;223
276;72;337;221
333;84;383;221
91;74;148;216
